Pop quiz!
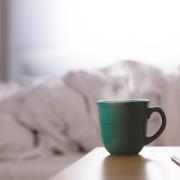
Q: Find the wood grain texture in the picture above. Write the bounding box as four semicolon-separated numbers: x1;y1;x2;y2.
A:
50;147;180;180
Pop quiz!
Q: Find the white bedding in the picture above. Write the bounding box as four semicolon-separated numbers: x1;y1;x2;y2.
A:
0;60;180;179
0;154;83;180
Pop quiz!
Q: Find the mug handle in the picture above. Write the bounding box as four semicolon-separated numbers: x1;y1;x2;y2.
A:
144;107;166;145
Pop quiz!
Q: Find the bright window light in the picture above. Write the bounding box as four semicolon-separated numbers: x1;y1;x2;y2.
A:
8;0;180;79
58;0;180;72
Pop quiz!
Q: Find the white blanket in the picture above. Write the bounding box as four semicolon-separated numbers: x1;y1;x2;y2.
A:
0;60;179;160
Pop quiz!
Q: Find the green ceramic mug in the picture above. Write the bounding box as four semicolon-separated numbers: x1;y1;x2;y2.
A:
97;99;166;155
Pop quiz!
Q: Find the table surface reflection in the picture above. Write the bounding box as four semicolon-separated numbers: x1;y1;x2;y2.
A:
50;147;180;180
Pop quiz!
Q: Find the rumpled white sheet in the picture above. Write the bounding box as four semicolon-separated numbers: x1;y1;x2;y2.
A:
0;60;179;160
0;75;104;160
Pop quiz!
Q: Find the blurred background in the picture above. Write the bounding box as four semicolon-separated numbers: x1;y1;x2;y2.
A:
0;0;180;80
0;1;180;178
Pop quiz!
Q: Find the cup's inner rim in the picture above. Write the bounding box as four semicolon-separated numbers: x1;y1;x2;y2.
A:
97;99;149;104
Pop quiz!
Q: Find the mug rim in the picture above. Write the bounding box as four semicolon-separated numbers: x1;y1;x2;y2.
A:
97;99;149;104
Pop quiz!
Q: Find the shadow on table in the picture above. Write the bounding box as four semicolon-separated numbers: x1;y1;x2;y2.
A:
102;154;165;180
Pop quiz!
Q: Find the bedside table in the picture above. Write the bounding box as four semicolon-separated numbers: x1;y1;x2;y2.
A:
50;147;180;180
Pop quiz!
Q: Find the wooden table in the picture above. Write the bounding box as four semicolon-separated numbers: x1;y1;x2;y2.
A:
50;147;180;180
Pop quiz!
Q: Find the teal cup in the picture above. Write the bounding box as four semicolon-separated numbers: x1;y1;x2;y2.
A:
97;99;166;155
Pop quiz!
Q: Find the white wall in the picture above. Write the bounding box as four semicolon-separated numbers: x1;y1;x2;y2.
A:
7;0;180;79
